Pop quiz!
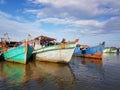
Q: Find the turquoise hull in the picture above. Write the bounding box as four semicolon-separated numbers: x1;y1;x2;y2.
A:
0;47;2;54
3;45;33;64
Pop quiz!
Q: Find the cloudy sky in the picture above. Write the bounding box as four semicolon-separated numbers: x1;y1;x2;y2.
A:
0;0;120;47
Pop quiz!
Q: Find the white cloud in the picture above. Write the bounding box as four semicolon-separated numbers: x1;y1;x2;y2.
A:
27;0;120;19
26;0;120;36
104;17;120;33
39;17;105;28
1;0;120;42
60;16;120;35
0;11;49;41
0;11;11;18
61;29;105;36
57;17;120;35
25;9;39;14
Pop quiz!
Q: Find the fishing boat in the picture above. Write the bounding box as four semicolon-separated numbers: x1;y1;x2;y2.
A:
0;43;2;54
0;52;2;61
32;36;79;63
103;47;110;53
103;47;117;53
110;47;117;53
1;33;21;47
74;42;105;59
2;40;34;64
0;40;4;60
118;48;120;53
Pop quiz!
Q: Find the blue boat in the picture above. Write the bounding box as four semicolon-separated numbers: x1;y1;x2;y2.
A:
74;42;105;59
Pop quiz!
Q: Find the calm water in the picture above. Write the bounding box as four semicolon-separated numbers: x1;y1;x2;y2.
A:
0;53;120;90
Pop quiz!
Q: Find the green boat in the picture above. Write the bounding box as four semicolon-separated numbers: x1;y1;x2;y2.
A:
0;43;2;54
0;47;3;60
103;47;117;53
3;41;33;64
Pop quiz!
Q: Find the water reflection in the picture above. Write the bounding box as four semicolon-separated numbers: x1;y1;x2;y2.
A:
1;54;120;90
70;56;104;75
0;61;75;90
79;57;105;79
103;53;120;64
103;53;118;56
0;62;26;90
80;57;103;65
30;61;75;90
71;56;103;68
70;56;105;85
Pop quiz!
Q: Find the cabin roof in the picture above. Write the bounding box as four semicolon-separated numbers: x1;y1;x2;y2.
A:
34;35;56;41
80;45;89;48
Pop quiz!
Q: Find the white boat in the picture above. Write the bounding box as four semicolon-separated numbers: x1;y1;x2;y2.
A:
32;36;79;63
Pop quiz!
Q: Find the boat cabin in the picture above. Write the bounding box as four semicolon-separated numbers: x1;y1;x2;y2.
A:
32;35;58;50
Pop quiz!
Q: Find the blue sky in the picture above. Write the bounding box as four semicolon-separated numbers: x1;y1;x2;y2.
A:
0;0;120;47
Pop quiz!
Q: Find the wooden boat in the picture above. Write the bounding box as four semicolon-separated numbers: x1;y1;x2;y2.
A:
2;40;34;64
0;40;4;60
74;42;105;59
0;47;2;55
103;47;110;53
0;42;2;54
110;48;117;53
0;33;21;48
103;47;117;53
118;48;120;53
32;36;79;63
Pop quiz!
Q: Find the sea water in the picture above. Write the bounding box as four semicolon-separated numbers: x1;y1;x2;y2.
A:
0;53;120;90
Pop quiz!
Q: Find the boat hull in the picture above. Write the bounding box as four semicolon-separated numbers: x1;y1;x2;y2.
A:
74;44;104;59
33;42;77;63
103;48;117;53
103;48;110;53
75;53;103;59
3;45;33;64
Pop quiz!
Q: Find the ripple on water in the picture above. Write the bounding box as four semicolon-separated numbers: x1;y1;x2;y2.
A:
0;54;120;90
